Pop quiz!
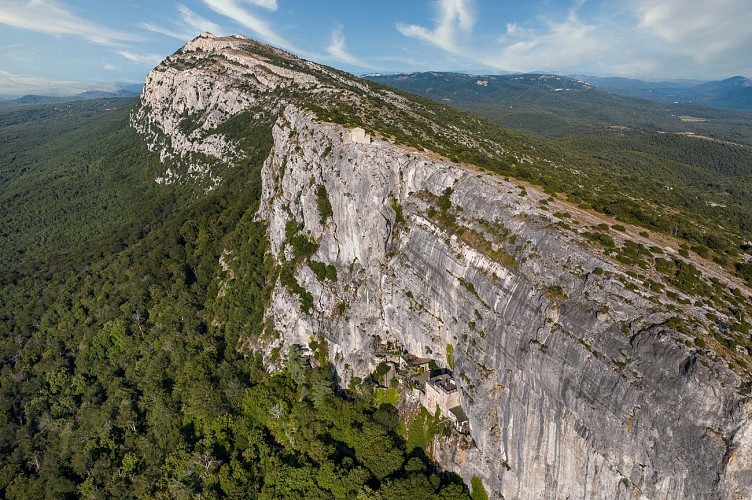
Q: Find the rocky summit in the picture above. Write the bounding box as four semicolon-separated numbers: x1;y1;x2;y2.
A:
133;33;752;498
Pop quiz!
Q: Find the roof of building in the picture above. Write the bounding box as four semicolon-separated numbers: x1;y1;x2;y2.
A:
428;373;457;393
403;354;431;365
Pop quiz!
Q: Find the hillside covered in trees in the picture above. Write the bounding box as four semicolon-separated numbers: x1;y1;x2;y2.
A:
0;99;480;499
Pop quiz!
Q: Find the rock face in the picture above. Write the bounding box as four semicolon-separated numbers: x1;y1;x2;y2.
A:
135;33;752;499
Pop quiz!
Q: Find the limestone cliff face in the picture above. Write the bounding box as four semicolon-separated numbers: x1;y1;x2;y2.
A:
135;33;752;499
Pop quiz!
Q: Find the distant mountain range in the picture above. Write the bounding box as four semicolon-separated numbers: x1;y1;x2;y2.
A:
0;84;142;105
5;73;750;110
365;71;752;144
366;72;751;111
366;72;595;104
572;75;752;110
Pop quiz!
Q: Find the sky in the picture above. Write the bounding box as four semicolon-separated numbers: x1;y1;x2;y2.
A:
0;0;751;95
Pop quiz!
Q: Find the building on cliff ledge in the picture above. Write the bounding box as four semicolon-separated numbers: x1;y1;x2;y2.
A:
423;372;469;433
350;127;372;144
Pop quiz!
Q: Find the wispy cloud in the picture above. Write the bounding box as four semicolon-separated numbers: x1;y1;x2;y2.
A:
489;7;604;72
326;27;371;68
396;0;475;54
3;44;38;61
201;0;297;51
0;0;138;46
0;69;113;95
632;0;752;63
117;51;165;66
141;4;223;41
247;0;278;11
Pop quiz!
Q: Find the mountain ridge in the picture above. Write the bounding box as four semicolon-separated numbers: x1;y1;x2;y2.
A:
364;71;752;111
572;74;752;109
1;87;142;106
363;70;752;267
130;33;752;498
1;32;751;498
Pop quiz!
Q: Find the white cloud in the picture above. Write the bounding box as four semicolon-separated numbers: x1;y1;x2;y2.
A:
140;23;188;41
0;0;138;46
104;63;117;71
247;0;277;11
504;23;525;36
0;69;113;95
201;0;296;51
396;0;752;79
141;4;223;41
178;4;223;34
3;44;38;61
489;9;605;72
117;51;165;66
326;27;370;68
396;0;475;54
632;0;752;62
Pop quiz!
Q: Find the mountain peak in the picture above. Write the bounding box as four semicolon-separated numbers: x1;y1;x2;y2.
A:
133;34;488;186
724;75;752;86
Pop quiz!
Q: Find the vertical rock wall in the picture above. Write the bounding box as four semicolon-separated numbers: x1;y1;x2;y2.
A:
256;106;751;499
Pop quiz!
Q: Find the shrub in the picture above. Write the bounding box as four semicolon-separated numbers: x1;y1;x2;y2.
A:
375;362;391;377
446;344;455;370
736;262;752;286
309;260;337;282
471;476;489;500
391;197;405;224
584;231;615;248
316;184;333;224
438;187;453;212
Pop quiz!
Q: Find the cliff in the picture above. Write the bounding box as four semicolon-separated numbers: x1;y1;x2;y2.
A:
133;33;752;499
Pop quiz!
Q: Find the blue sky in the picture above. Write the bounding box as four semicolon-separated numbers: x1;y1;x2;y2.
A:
1;0;751;95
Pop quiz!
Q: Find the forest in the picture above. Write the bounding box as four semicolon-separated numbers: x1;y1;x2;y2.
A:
0;99;481;499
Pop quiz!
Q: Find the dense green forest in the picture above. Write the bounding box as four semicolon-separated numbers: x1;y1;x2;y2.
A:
0;99;181;283
0;100;476;498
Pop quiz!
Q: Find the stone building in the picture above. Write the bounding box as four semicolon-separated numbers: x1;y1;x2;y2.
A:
422;372;469;433
350;127;372;144
423;373;469;433
424;373;460;412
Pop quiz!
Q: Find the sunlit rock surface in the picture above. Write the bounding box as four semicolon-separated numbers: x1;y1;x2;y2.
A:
135;33;752;499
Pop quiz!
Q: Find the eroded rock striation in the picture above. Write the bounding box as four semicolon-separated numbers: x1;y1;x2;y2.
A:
134;33;752;499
